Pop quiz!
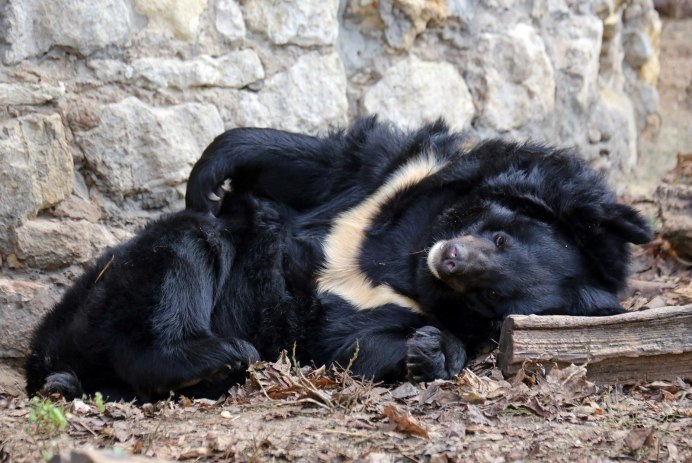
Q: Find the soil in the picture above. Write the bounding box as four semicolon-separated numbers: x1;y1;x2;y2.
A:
1;18;691;463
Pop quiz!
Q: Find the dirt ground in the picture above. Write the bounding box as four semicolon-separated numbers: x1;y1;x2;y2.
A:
1;18;691;463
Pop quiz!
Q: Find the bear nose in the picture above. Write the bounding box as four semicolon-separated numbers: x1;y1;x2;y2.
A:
442;243;466;275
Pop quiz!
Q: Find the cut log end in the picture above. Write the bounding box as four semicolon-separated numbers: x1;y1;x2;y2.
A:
497;305;692;384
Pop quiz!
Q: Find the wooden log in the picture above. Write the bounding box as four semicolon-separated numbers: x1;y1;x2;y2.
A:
656;183;692;260
497;305;692;384
656;153;692;260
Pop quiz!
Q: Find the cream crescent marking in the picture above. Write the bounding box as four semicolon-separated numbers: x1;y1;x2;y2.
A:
317;153;448;312
426;241;445;280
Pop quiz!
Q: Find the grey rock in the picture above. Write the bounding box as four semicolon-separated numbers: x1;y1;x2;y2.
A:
52;195;102;223
0;114;73;251
621;0;662;136
76;97;223;202
592;0;615;18
588;128;602;144
2;0;141;64
583;89;638;186
378;0;451;50
90;50;264;90
624;31;654;68
379;0;418;50
13;218;118;269
243;0;339;46
0;363;23;396
214;0;246;41
0;82;65;105
234;52;348;133
628;80;660;131
0;277;57;358
599;11;626;90
337;3;386;77
362;55;474;131
545;13;602;111
473;23;555;132
133;0;206;41
449;0;478;26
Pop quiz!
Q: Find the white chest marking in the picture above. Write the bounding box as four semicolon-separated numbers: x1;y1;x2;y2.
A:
316;153;447;312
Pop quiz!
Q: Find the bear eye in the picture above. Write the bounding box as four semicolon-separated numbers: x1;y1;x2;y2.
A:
486;289;499;301
493;233;507;248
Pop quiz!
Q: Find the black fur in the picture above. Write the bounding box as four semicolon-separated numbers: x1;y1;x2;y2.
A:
26;118;652;400
25;198;315;401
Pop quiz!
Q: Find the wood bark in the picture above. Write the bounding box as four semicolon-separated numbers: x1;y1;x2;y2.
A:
497;305;692;384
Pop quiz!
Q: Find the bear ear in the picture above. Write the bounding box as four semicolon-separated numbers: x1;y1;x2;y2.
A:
601;203;653;245
569;201;653;245
540;286;626;317
573;285;627;316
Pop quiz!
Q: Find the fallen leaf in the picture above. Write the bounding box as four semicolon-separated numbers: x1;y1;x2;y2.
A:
206;431;236;453
391;382;419;400
310;376;340;390
528;440;541;457
589;401;605;415
647;381;681;393
573;403;603;420
418;381;443;405
456;369;510;403
430;453;449;463
666;443;679;461
672;282;692;302
464;404;496;426
623;427;655;452
543;364;597;402
445;422;466;438
105;402;143;420
523;397;551;418
49;449;174;463
132;437;147;455
626;279;675;298
71;399;91;415
111;421;132;442
178;447;208;459
383;405;429;439
347;417;376;430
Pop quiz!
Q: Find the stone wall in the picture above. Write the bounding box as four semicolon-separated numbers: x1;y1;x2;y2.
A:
0;0;661;362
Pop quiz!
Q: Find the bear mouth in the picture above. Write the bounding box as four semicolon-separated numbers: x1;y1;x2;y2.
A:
426;237;497;293
426;241;446;280
427;241;468;294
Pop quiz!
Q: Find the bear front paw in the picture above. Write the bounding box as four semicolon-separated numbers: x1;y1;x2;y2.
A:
406;326;448;382
406;326;467;383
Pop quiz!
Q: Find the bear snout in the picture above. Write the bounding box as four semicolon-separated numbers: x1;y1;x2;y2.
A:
441;242;466;275
427;236;495;284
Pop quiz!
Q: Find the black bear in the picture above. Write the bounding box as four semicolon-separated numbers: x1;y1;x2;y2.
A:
24;196;319;401
186;118;652;382
26;118;652;400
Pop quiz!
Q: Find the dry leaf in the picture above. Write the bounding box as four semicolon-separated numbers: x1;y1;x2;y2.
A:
623;427;655;452
383;405;429;439
206;431;236;453
523;397;551;418
391;382;420;400
456;369;510;402
111;421;132;442
178;447;208;459
541;364;597;403
464;404;496;426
